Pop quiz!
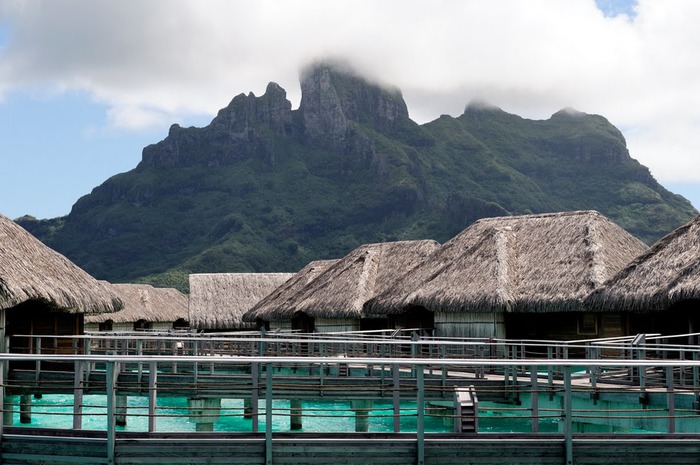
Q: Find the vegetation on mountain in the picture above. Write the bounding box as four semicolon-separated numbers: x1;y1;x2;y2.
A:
18;61;697;292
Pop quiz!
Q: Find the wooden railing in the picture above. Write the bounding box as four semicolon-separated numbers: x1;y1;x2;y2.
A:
2;349;700;464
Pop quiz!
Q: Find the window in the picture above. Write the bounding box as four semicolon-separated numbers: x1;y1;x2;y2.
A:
577;313;598;335
99;320;113;332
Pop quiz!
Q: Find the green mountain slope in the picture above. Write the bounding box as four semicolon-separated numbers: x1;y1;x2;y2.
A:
18;62;697;292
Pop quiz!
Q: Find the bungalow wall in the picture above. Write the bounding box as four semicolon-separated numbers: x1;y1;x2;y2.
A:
269;321;292;332
5;303;83;355
628;300;700;338
314;318;359;333
504;312;627;341
434;312;506;339
84;321;176;333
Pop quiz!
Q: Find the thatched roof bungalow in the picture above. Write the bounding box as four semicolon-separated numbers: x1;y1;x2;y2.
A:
85;283;189;332
248;240;440;333
586;215;700;336
188;273;294;331
0;214;122;353
243;260;338;330
365;211;648;340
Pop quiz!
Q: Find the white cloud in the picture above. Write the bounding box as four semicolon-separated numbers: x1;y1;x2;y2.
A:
1;0;700;185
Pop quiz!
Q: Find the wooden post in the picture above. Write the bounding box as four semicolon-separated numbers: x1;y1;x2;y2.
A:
115;395;127;427
148;361;157;433
137;340;143;384
693;351;699;399
85;337;93;381
563;366;573;465
0;360;4;436
244;398;253;419
417;364;425;465
393;364;401;433
19;394;31;424
34;337;41;384
73;360;84;430
666;365;676;433
2;397;12;427
351;399;372;432
290;399;303;430
252;362;259;433
265;362;273;465
193;341;199;385
106;361;116;465
531;365;539;433
187;398;221;432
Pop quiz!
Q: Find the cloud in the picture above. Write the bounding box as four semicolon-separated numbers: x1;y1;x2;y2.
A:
1;0;700;185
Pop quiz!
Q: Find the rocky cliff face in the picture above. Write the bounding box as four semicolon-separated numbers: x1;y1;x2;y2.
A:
299;63;409;143
140;82;294;168
19;61;697;292
140;62;414;172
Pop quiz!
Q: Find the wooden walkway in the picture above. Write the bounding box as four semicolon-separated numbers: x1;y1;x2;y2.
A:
2;332;700;464
3;429;700;464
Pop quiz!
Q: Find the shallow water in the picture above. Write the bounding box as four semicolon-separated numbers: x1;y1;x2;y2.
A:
7;395;557;433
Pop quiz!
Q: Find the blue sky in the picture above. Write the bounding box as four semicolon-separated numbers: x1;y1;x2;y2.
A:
2;0;700;220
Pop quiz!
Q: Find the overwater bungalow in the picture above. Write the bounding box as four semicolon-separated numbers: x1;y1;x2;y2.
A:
365;211;649;340
243;259;339;331
85;283;189;332
586;214;700;336
0;214;122;354
245;240;440;333
188;273;294;331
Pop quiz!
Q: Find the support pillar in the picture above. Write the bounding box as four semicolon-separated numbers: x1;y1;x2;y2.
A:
3;396;13;426
244;397;253;419
19;394;31;424
188;397;221;432
290;399;303;430
115;395;127;427
351;400;372;432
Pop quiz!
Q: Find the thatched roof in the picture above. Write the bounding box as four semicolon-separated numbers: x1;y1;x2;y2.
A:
365;211;648;314
0;214;123;314
86;283;188;324
586;214;700;312
188;273;294;330
254;240;440;321
243;260;338;323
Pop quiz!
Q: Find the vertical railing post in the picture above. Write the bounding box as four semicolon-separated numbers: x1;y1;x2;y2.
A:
666;365;676;433
693;351;699;399
137;340;143;384
193;341;199;384
148;361;157;433
34;337;41;384
531;365;539;433
393;363;401;432
252;362;259;433
73;360;84;430
416;363;424;465
563;365;573;465
265;362;273;465
85;336;93;381
106;360;117;465
0;359;5;439
589;347;598;392
440;344;447;397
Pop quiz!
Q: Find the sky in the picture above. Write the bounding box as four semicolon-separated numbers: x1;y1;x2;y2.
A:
1;0;700;220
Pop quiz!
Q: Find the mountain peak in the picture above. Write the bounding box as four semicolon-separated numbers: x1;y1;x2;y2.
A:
298;60;410;144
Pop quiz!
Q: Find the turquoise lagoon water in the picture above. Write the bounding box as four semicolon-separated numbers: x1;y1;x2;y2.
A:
6;395;557;433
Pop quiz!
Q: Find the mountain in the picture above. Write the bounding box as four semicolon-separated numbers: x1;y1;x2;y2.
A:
18;61;697;292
